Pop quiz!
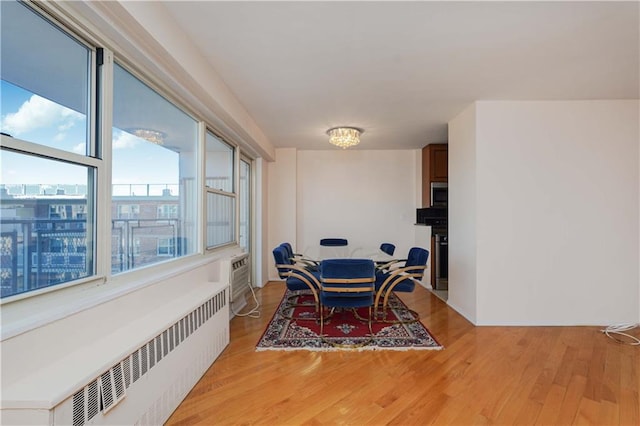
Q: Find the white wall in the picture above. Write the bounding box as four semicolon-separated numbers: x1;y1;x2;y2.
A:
266;149;298;281
296;150;419;254
449;100;639;325
267;149;423;280
448;104;478;323
253;157;267;288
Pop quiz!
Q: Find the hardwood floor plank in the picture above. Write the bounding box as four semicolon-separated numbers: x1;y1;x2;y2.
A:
618;388;639;426
582;343;607;402
165;282;639;425
574;396;603;425
556;374;588;425
597;399;620;425
602;343;621;404
619;346;640;425
535;383;568;425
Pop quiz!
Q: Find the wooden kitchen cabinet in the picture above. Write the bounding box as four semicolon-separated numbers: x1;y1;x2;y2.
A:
421;143;448;207
430;144;448;182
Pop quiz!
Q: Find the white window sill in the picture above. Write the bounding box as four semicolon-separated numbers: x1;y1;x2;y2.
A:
1;247;241;341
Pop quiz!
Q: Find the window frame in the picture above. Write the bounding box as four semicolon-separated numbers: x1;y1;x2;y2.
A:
0;0;102;301
204;129;238;251
109;59;201;275
0;0;255;307
239;155;252;254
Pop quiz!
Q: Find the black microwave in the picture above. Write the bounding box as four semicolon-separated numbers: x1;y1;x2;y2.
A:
431;182;448;207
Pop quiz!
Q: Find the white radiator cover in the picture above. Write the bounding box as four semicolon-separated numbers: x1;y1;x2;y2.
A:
52;288;229;425
1;252;246;426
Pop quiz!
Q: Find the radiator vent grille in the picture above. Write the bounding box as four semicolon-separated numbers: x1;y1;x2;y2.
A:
72;390;84;426
100;371;113;410
99;363;125;413
122;357;131;389
86;380;99;422
70;288;227;425
230;253;250;302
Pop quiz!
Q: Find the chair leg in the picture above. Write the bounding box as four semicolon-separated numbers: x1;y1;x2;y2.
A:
285;290;315;307
279;290;320;321
321;306;336;322
350;307;373;323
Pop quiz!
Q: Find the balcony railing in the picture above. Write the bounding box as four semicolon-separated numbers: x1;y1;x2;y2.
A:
1;183;180;198
112;184;180;197
111;218;183;272
1;218;183;298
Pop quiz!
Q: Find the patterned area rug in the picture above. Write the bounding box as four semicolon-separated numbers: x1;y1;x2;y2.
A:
256;290;443;351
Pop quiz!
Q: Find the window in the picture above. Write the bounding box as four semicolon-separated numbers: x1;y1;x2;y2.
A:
0;1;91;155
49;204;86;220
239;158;251;252
0;1;97;298
205;132;236;248
116;204;140;219
111;63;197;273
157;204;178;219
157;237;175;257
0;0;253;301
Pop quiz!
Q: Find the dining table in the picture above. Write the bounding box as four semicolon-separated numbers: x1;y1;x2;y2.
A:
301;245;397;264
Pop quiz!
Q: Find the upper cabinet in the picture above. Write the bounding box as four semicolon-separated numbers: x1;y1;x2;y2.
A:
429;144;448;182
421;143;448;207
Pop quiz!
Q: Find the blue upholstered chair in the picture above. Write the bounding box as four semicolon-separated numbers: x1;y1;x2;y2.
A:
280;242;318;271
272;245;321;320
379;243;396;256
320;258;376;347
374;247;429;324
320;238;348;247
280;242;299;260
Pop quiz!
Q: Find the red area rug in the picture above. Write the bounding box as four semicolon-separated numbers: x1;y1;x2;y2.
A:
256;290;443;351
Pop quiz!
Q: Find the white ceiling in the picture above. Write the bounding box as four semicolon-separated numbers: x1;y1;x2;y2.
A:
163;1;639;150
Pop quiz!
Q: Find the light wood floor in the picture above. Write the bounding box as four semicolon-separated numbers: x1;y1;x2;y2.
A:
166;282;639;425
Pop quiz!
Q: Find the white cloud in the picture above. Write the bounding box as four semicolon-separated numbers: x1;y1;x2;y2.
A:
1;94;83;136
58;121;76;132
72;143;85;154
112;131;139;150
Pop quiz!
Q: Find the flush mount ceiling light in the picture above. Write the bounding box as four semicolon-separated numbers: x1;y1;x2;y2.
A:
127;128;166;145
326;127;363;149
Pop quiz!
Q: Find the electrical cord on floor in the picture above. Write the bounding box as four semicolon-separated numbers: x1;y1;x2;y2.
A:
600;323;640;345
230;284;261;319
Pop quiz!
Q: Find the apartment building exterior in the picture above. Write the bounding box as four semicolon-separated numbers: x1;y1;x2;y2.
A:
0;184;182;297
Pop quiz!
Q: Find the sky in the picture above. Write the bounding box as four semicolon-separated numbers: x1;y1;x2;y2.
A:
1;80;179;189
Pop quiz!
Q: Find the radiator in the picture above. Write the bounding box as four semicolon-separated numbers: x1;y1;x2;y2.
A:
52;287;229;426
230;252;250;303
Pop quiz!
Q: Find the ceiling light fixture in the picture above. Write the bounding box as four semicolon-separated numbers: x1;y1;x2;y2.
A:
128;128;166;145
327;127;363;149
